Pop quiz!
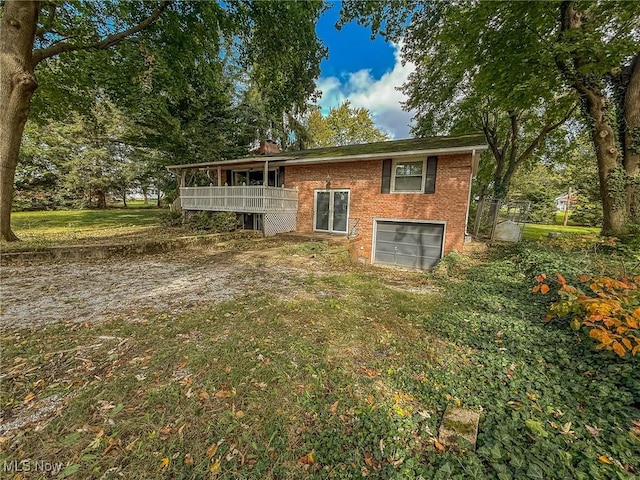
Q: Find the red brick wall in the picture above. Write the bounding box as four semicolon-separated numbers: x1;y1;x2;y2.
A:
285;154;472;264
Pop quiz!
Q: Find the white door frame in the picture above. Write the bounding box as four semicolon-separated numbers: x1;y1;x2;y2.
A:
313;189;350;234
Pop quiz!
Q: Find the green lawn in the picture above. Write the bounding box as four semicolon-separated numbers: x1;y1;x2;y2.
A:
1;241;638;479
523;223;601;240
3;208;170;251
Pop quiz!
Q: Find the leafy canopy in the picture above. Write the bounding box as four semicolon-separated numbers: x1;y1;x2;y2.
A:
307;101;389;148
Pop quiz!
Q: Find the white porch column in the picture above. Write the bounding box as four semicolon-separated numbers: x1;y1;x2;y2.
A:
263;160;269;186
217;165;222;187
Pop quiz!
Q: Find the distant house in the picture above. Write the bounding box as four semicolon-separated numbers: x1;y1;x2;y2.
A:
555;192;578;212
166;133;487;270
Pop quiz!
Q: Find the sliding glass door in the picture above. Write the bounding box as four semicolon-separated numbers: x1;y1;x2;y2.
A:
314;190;349;234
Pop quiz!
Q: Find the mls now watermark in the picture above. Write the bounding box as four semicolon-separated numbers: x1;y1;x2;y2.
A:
3;459;64;475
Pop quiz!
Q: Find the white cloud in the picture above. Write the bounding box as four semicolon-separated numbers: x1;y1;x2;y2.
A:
316;42;416;139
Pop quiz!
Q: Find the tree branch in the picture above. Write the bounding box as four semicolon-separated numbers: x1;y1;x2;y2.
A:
482;115;502;168
509;112;519;165
515;102;578;166
32;1;172;65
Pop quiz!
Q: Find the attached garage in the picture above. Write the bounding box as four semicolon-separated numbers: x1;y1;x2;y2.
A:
373;220;445;270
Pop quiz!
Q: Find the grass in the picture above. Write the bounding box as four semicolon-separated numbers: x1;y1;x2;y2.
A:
1;241;638;479
523;223;601;241
2;208;174;252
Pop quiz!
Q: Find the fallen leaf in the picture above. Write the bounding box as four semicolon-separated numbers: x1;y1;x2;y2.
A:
124;438;139;451
329;401;339;414
299;450;315;465
184;453;194;465
160;457;170;469
103;437;121;456
364;452;374;466
23;392;36;405
598;455;612;464
210;459;221;473
215;390;233;398
206;442;219;459
585;425;600;437
434;439;446;452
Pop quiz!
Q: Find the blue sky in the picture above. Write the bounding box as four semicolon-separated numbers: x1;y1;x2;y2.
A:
314;2;415;139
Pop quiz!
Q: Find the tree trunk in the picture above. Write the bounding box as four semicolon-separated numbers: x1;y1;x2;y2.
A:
95;189;107;209
122;188;127;208
583;90;626;234
0;1;40;241
623;53;640;223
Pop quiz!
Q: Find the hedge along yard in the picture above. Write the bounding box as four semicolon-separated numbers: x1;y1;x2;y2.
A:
1;218;640;478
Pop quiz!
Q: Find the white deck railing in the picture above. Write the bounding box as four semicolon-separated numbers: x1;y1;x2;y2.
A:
180;186;298;213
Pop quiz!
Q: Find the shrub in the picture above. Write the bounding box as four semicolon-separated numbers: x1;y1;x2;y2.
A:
161;210;183;227
570;196;603;226
535;273;640;357
184;211;238;232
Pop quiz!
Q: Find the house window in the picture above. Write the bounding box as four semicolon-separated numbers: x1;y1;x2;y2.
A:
383;157;438;193
393;161;424;192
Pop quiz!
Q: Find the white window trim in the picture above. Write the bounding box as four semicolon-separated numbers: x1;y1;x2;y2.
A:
313;189;350;234
390;159;426;193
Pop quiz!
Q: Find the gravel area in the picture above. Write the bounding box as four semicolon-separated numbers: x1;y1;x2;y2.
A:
0;244;323;330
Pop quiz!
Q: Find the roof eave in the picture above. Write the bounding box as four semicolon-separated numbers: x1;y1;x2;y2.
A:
166;144;488;171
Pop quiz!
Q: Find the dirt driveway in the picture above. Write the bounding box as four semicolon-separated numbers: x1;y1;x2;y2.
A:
0;240;334;330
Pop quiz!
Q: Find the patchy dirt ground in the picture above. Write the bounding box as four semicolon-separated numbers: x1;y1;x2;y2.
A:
0;240;340;330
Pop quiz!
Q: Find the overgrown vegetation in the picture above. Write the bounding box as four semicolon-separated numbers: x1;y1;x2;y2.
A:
1;240;638;479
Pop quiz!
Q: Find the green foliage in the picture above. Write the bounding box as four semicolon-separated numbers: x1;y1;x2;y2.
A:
306;101;389;148
160;210;183;228
184;211;238;233
535;273;640;357
340;1;640;232
570;196;603;227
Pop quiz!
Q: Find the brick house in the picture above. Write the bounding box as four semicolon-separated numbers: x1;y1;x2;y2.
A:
167;133;487;269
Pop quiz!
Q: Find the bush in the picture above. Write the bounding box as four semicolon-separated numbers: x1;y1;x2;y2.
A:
535;273;640;357
161;210;183;227
570;196;603;226
184;211;238;232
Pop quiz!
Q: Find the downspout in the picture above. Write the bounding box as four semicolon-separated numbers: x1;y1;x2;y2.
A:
464;149;478;240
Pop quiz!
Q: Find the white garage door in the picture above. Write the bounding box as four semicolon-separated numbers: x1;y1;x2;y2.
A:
374;221;444;269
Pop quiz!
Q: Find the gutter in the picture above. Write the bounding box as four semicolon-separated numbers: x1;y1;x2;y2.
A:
165;144;488;172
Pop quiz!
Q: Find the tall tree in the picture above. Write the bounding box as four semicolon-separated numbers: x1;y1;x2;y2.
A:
0;0;326;241
307;101;389;148
341;0;639;235
342;1;577;205
0;0;170;240
556;1;640;234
